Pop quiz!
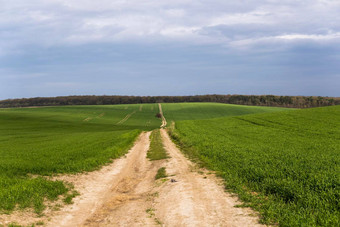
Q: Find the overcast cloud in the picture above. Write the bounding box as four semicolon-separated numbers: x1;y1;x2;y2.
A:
1;0;339;99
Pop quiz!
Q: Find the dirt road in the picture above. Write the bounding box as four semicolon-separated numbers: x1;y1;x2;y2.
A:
158;103;167;128
46;129;261;226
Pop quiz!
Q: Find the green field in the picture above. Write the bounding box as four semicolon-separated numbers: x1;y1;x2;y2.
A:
0;104;160;213
161;102;287;122
171;105;340;226
1;102;338;226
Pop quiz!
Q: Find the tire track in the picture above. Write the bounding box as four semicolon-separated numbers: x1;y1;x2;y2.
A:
116;111;136;125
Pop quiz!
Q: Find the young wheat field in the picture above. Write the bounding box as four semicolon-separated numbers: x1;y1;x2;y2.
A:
0;103;338;226
170;105;340;226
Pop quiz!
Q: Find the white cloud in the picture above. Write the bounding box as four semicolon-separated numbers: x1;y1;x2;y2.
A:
1;0;340;53
160;26;200;37
27;11;55;22
276;33;340;41
209;10;273;26
163;9;186;18
230;32;340;49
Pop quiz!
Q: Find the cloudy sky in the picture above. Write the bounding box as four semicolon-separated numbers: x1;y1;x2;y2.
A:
1;0;340;99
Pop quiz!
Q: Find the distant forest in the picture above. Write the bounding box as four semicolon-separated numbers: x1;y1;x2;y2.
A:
0;95;339;108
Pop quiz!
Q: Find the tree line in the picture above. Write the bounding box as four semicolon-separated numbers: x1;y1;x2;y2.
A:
0;95;339;108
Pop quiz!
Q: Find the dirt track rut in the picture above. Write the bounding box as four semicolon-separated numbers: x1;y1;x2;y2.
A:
46;129;262;226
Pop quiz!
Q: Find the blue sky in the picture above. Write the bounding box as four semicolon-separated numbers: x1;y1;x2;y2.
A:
1;0;340;99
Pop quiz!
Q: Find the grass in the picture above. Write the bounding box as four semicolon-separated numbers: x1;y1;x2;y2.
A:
155;167;167;180
147;129;168;160
7;224;22;227
170;105;340;226
146;129;168;181
146;207;156;217
0;104;160;213
161;102;288;122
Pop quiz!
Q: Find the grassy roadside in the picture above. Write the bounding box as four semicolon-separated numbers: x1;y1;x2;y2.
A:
168;106;340;226
147;129;168;161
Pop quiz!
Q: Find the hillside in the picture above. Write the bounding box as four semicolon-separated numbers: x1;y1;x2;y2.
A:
161;102;288;122
171;105;340;226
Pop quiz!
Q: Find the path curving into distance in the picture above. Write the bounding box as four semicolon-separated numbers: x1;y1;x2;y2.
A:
44;110;262;227
158;103;167;128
